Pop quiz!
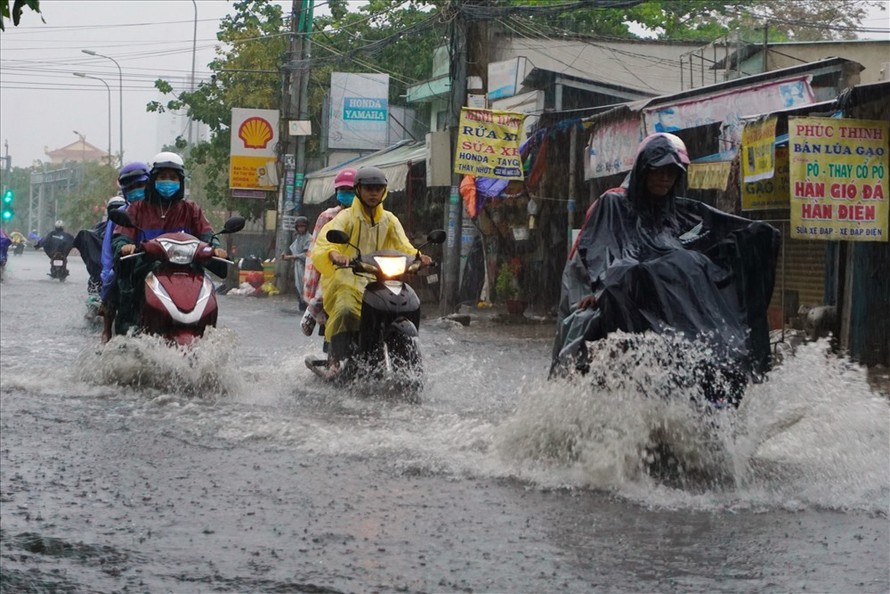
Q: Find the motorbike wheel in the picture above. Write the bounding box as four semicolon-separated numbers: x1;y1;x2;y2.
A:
385;334;423;402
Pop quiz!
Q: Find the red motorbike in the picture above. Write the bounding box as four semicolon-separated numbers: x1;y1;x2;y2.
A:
109;210;245;345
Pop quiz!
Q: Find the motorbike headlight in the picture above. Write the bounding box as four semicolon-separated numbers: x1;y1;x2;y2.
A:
158;239;198;264
373;255;407;278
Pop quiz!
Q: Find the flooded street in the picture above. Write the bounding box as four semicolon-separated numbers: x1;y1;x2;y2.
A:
1;250;888;593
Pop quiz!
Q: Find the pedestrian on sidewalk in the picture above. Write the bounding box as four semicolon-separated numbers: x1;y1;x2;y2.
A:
282;216;311;310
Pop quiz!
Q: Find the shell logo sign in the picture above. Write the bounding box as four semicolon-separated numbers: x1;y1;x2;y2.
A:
238;116;274;149
230;108;279;191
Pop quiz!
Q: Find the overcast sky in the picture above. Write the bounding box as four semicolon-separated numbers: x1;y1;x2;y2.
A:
1;0;888;169
0;0;297;168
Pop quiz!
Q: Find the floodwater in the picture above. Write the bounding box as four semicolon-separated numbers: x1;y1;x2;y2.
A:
1;248;888;593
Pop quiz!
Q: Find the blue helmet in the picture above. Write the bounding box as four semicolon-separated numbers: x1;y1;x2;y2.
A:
118;161;150;192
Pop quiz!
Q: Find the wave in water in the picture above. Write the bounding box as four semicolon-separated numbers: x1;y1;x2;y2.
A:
494;334;890;512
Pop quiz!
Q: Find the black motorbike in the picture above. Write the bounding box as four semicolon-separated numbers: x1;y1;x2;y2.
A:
305;228;446;400
12;241;25;256
48;252;70;282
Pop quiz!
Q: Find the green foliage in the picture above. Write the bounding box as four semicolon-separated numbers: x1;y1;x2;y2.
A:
61;161;118;233
495;262;520;301
0;0;42;31
497;0;882;42
148;0;286;218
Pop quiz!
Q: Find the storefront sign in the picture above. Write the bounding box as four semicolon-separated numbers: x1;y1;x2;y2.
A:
789;116;888;242
742;146;790;211
328;72;390;150
229;107;279;191
643;76;813;150
688;161;731;191
741;116;777;182
454;108;525;180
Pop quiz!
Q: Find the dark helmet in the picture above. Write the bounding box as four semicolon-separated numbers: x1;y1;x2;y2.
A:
354;166;387;187
118;161;150;191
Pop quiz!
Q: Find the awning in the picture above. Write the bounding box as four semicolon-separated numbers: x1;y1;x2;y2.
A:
302;140;428;205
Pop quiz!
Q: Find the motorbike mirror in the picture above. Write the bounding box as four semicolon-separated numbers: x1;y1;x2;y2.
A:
427;229;447;244
108;208;136;228
220;216;246;234
325;229;350;244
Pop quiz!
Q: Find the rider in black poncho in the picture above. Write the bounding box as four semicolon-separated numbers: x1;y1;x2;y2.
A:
550;133;780;404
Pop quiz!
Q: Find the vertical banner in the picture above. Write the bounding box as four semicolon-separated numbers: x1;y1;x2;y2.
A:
742;146;790;211
585;116;642;179
789;116;888;242
229;107;279;191
454;108;525;180
328;72;390;150
741;116;777;182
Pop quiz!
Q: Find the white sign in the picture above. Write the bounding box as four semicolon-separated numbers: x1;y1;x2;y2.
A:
289;120;312;136
328;72;390;150
488;57;529;100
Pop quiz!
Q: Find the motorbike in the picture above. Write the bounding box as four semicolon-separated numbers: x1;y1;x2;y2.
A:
48;252;70;281
109;209;245;346
12;241;25;256
304;228;447;399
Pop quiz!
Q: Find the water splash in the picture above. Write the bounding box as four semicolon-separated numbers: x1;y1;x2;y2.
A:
73;327;241;399
494;333;890;511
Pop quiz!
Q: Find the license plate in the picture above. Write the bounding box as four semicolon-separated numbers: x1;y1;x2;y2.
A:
53;260;64;266
426;273;438;284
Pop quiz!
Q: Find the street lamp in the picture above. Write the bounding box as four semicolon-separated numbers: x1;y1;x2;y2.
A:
73;73;112;167
189;0;197;147
73;130;86;163
81;49;123;164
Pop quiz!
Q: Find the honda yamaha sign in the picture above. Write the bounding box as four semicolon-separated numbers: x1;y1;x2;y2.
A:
328;72;390;150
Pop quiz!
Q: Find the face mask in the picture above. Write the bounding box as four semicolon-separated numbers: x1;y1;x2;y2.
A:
336;189;355;207
155;181;180;200
126;187;145;202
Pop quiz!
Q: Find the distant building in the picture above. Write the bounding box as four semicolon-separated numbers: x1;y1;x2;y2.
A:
44;138;108;164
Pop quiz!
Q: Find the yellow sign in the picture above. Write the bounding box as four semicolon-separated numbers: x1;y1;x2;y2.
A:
688;161;730;191
741;116;777;182
230;107;279;190
230;156;278;191
742;146;789;211
789;117;888;242
454;108;525;180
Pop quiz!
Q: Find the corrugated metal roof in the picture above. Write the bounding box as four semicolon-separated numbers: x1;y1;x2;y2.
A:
302;141;427;205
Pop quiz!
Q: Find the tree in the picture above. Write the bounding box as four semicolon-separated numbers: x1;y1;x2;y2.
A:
0;0;42;31
517;0;885;42
148;0;446;218
61;161;117;233
148;0;287;218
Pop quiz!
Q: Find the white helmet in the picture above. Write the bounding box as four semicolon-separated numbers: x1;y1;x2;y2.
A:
151;151;185;176
54;220;64;230
106;196;126;213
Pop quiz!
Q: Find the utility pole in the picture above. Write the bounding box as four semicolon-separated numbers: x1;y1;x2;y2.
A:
442;0;467;314
442;0;488;314
276;0;313;292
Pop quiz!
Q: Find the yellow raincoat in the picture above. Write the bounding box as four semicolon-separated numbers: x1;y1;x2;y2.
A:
311;193;419;343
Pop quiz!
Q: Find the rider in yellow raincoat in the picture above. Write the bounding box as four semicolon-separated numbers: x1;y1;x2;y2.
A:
311;166;432;377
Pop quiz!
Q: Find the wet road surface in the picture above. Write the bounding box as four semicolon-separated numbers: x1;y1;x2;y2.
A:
1;249;888;593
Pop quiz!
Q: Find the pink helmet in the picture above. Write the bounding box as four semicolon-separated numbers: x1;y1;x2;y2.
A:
334;167;357;190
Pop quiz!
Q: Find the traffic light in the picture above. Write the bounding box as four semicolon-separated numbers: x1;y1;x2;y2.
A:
1;188;13;222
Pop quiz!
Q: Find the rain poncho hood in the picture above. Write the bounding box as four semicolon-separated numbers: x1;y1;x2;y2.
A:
552;133;780;384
